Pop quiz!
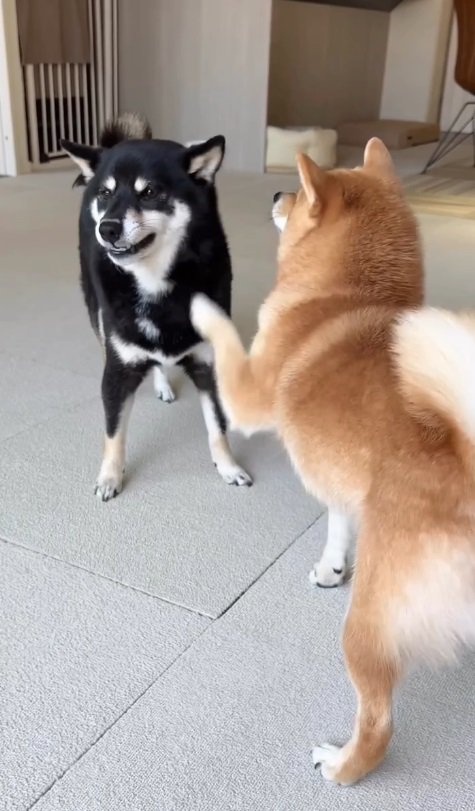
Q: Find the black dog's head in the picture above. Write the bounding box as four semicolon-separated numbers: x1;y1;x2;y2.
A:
61;134;225;268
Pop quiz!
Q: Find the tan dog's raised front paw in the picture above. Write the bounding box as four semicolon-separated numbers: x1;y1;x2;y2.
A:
191;294;225;340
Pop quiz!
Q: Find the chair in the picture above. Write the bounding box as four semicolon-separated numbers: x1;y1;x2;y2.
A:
423;0;475;173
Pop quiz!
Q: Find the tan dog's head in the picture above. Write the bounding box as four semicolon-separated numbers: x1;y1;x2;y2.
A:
272;138;423;306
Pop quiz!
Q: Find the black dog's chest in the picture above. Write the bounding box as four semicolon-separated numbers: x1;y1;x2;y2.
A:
132;292;198;355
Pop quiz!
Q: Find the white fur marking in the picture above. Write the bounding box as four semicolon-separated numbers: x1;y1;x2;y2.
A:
95;397;134;501
108;202;191;296
97;308;105;345
272;212;287;232
199;393;252;486
90;198;105;224
110;335;149;366
389;545;475;664
137;317;160;341
191;294;273;437
134;177;148;193
395;308;475;442
188;144;223;182
191;341;214;367
104;176;116;191
65;152;94;181
190;294;224;340
110;332;208;368
312;744;350;784
153;367;175;403
309;508;352;587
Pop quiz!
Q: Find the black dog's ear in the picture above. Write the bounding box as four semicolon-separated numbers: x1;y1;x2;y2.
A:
185;136;225;183
61;140;102;185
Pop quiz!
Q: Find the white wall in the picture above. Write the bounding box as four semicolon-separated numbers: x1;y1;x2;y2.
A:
0;0;29;174
268;0;389;128
118;0;272;172
380;0;452;123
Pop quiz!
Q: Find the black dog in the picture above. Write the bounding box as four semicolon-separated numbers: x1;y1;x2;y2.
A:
62;114;251;500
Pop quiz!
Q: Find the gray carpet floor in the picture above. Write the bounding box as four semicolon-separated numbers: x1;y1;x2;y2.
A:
1;145;474;810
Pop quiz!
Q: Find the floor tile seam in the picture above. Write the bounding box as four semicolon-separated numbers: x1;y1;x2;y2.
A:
0;535;213;620
23;511;327;808
25;620;212;810
216;509;326;618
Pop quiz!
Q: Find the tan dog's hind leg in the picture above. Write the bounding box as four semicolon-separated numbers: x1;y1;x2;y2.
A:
191;295;272;433
313;536;398;785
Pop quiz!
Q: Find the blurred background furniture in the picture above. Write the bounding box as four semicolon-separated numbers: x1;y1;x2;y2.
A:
337;119;439;149
265;125;337;171
423;0;475;172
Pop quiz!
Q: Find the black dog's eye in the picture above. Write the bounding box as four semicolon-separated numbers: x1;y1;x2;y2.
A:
98;187;112;199
140;184;157;199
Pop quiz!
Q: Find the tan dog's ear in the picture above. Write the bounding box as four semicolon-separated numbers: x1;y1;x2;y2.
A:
363;137;396;183
296;153;326;212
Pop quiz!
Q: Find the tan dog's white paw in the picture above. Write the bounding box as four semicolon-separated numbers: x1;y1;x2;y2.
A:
309;560;346;588
216;459;253;487
312;744;349;784
191;294;225;339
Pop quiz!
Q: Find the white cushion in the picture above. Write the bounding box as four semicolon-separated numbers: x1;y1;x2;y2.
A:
266;126;337;171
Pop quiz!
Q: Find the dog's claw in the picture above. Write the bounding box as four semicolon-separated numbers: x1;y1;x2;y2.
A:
95;483;119;501
94;471;123;501
218;465;253;487
309;562;346;588
156;388;176;404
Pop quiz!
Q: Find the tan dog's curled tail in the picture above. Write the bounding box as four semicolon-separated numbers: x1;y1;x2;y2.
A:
394;308;475;460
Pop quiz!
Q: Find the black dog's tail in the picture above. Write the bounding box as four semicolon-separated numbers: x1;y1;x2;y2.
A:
64;113;152;188
100;112;152;148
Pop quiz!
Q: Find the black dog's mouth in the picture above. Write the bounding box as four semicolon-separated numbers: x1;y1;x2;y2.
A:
108;233;156;258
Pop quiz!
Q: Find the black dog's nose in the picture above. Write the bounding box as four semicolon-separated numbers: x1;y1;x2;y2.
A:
273;192;282;204
98;219;122;244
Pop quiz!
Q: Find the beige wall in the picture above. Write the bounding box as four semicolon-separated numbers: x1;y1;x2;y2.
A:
0;0;29;174
118;0;272;172
380;0;452;123
267;0;389;129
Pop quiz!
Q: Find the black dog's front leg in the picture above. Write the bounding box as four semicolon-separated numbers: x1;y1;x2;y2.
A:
182;352;252;487
95;353;149;501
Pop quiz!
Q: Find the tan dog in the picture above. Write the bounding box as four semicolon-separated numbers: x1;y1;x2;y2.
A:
191;138;475;784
